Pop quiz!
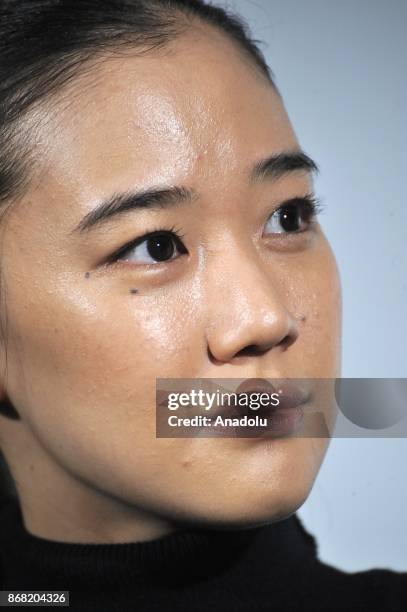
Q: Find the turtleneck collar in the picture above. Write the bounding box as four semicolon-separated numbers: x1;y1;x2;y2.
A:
0;495;317;591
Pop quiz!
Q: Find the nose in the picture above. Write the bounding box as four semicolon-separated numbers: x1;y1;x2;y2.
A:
205;248;299;364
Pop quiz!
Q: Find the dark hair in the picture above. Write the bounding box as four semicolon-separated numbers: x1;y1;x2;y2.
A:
0;0;274;206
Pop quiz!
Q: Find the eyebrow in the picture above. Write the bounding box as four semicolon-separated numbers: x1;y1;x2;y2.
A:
72;150;318;235
250;150;318;182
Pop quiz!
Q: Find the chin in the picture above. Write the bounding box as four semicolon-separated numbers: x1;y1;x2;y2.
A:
224;489;310;529
168;475;313;532
201;441;325;528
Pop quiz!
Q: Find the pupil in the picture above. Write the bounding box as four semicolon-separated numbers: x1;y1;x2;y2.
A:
280;204;300;232
147;234;175;261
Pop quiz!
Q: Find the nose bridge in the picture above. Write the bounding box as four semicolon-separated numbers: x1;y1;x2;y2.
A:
204;238;298;362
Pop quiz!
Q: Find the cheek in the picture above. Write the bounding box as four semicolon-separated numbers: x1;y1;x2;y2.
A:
280;237;342;377
5;280;203;430
313;242;342;372
2;281;206;501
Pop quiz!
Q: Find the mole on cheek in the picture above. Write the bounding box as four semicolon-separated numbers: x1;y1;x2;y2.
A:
85;272;90;279
129;288;139;294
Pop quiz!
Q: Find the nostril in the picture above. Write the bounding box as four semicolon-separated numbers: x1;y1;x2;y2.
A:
237;333;296;357
279;332;297;351
236;344;268;357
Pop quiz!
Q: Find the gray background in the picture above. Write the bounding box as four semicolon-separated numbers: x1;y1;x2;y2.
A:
223;0;407;571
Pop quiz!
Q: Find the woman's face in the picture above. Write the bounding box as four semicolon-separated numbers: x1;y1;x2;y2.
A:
0;27;341;538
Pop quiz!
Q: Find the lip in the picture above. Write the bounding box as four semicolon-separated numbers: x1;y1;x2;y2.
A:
156;378;311;439
229;377;309;414
209;378;310;438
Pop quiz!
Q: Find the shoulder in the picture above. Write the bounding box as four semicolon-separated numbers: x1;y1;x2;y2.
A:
290;515;407;612
306;553;407;611
0;495;19;587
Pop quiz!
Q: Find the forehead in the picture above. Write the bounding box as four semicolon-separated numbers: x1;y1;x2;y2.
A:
41;29;295;164
18;26;299;226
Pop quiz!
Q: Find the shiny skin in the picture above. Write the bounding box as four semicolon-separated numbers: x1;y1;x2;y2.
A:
0;25;341;543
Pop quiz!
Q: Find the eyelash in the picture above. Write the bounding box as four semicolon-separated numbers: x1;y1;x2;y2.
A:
104;224;187;267
264;194;323;235
104;194;324;267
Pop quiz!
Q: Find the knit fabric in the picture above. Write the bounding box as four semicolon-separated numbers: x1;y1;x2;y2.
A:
0;496;405;611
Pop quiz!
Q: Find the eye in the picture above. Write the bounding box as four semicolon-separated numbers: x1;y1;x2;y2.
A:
108;227;188;266
264;195;322;235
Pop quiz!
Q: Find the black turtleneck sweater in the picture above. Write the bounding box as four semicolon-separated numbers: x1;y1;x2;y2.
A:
0;495;406;611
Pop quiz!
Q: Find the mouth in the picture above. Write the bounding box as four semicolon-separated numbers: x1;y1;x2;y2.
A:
156;377;311;439
208;378;310;438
